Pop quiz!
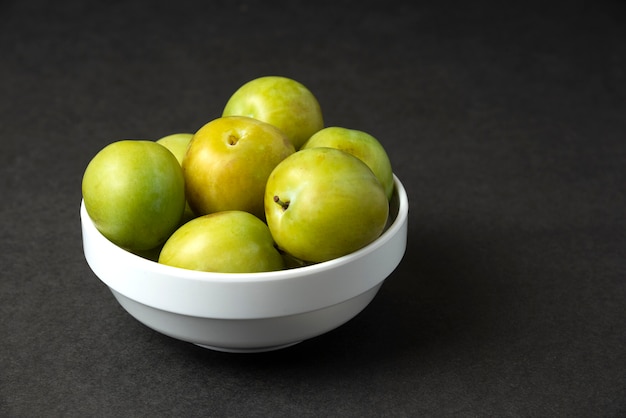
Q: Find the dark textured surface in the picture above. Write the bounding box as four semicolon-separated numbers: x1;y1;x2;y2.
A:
2;1;625;416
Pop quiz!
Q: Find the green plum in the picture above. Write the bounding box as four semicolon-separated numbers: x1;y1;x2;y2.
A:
156;132;196;222
158;210;284;273
264;147;389;263
156;133;194;165
82;140;186;251
301;127;394;200
183;116;295;220
222;76;324;150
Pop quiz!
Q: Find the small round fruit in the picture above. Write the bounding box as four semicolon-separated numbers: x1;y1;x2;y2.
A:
222;76;324;149
265;147;389;263
183;116;295;220
158;211;285;273
302;126;395;200
82;140;186;251
156;133;194;165
156;132;196;221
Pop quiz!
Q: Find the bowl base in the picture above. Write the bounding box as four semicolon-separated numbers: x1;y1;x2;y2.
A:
195;341;302;353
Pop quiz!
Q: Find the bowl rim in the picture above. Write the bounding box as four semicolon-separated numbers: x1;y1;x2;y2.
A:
81;174;408;284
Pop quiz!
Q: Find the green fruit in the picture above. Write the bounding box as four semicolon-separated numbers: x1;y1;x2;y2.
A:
158;211;284;273
156;132;196;221
156;133;193;165
222;76;324;149
82;140;186;251
264;147;389;263
183;116;295;220
302;126;394;200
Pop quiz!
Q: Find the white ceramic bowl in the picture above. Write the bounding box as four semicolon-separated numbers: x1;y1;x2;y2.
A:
81;175;408;353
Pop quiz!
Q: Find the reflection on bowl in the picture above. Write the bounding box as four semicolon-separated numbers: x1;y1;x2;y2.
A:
81;175;408;353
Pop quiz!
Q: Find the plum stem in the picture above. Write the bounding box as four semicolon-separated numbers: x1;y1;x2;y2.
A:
273;195;290;210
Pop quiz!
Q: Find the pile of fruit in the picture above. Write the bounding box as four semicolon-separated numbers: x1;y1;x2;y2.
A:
82;76;394;273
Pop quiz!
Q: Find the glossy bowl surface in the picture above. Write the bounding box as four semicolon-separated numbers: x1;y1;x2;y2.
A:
81;175;408;352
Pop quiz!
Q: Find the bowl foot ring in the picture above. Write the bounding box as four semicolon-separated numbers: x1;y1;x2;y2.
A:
194;341;302;353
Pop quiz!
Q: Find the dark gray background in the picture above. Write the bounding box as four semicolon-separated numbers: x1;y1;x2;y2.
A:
2;0;625;416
